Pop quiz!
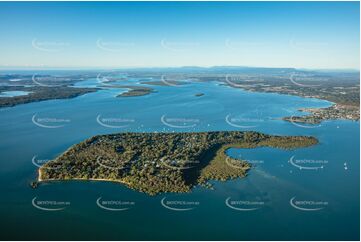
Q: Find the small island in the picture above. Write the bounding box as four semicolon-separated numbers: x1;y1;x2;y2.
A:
110;86;154;97
118;88;153;97
38;131;318;195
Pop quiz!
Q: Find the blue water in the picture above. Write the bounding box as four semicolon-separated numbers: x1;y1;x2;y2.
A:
0;76;359;240
0;90;32;97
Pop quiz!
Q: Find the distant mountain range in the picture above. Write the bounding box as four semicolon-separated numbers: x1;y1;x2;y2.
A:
1;66;359;76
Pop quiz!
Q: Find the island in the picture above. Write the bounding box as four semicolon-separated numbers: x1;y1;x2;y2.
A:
117;86;154;97
99;84;154;97
37;131;318;195
195;93;204;97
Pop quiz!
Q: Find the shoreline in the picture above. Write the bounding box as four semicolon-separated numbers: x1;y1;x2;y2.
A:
38;168;132;186
282;103;360;124
37;131;318;195
226;84;359;123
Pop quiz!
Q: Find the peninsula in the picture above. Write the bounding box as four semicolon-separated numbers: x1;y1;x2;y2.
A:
0;86;98;108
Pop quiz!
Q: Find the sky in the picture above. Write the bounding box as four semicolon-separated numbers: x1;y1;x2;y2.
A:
0;1;359;70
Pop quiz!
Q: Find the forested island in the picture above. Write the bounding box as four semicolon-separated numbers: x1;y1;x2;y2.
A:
115;86;154;97
98;84;154;97
38;131;318;195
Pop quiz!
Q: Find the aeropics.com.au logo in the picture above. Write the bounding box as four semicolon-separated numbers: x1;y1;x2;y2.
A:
225;74;244;88
97;157;198;171
32;197;70;211
31;155;61;170
161;115;200;129
225;112;267;129
288;156;328;171
160;158;200;170
96;197;135;211
282;108;322;129
32;74;63;87
289;73;322;88
290;197;328;211
160;75;182;87
96;71;128;87
96;114;135;128
225;156;263;170
288;117;322;129
96;38;135;52
32;114;71;129
224;74;264;88
160;74;196;87
96;156;127;170
32;38;70;52
225;197;265;211
161;197;200;211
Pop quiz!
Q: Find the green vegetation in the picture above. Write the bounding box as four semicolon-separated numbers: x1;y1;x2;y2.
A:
283;104;359;124
0;73;87;87
99;85;155;97
197;144;250;183
0;86;98;108
214;74;360;122
112;86;154;97
133;71;359;122
39;131;318;195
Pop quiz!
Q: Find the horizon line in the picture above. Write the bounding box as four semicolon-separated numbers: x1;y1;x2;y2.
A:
0;65;359;72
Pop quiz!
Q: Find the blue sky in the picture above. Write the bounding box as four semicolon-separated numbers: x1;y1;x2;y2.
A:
0;1;359;69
